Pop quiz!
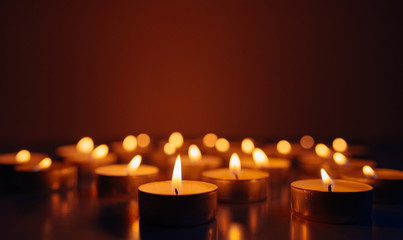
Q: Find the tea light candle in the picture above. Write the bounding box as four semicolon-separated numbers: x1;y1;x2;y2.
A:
111;134;152;163
138;155;218;226
342;165;403;203
291;168;373;224
56;137;95;158
202;153;269;202
95;155;159;197
14;158;78;191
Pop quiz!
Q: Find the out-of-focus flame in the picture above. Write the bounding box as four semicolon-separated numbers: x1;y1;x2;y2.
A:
229;223;243;240
332;138;348;152
137;133;150;148
163;142;176;155
122;135;137;152
333;152;348;166
91;144;109;159
277;140;292;154
171;155;182;195
16;149;31;163
169;132;184;149
300;135;314;149
252;148;269;168
126;155;142;175
203;133;218;148
215;138;230;152
241;138;255;154
320;168;334;190
188;144;202;164
362;165;378;179
33;157;52;171
315;143;331;158
229;153;241;178
76;137;94;153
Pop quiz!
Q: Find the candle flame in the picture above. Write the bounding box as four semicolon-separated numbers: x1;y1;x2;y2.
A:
137;133;150;148
171;155;182;195
215;138;230;152
188;144;202;164
363;165;378;179
163;142;176;155
169;132;184;149
203;133;218;148
33;157;52;171
277;140;292;154
91;144;109;159
126;155;142;175
16;149;31;163
122;135;137;152
315;143;331;158
252;148;269;168
332;138;348;152
241;138;255;154
76;137;94;153
229;153;241;178
300;135;314;149
320;168;334;190
333;152;348;166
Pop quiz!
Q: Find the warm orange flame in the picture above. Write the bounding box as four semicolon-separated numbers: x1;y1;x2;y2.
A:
241;138;255;154
163;142;176;155
33;157;52;171
16;149;31;163
137;133;150;148
169;132;184;149
333;152;348;166
203;133;218;148
215;138;230;152
91;144;109;159
188;144;202;164
332;138;348;152
126;155;142;175
320;168;334;190
277;140;292;154
229;153;241;178
363;165;378;179
122;135;137;152
171;155;182;195
315;143;331;158
252;148;269;168
300;135;314;149
76;137;94;153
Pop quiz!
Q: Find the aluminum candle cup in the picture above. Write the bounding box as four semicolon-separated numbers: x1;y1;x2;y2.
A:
64;153;117;180
290;179;373;224
14;162;78;191
202;169;269;202
138;180;218;226
168;155;222;180
241;157;291;183
95;164;159;197
342;168;403;203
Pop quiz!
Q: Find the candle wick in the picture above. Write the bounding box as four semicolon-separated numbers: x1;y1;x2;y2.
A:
328;184;332;192
175;188;178;195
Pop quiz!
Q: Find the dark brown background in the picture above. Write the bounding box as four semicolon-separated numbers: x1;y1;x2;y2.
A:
0;0;402;146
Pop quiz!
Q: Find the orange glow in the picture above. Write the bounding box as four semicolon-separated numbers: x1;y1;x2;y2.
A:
315;143;331;158
76;137;94;153
300;135;314;149
215;138;230;152
163;142;176;155
241;138;255;154
333;152;348;166
33;157;52;171
91;144;109;159
171;155;182;195
16;149;31;163
252;148;269;168
169;132;184;149
320;168;334;190
229;223;242;240
332;138;348;152
188;144;202;164
363;165;378;179
122;135;137;152
203;133;218;148
137;133;150;148
277;140;292;154
229;153;241;178
126;155;142;175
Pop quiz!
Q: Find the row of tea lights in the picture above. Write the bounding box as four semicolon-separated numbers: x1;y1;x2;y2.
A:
0;133;402;226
